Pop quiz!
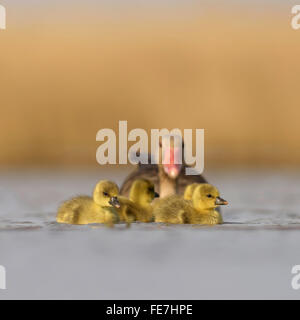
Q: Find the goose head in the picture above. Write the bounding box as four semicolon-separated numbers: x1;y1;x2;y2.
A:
192;183;228;212
130;179;159;205
158;134;184;180
93;180;120;208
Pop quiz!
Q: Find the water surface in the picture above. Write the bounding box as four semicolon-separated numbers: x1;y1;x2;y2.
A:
0;168;299;299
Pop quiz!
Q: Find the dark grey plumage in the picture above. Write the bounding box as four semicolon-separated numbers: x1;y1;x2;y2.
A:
120;162;207;197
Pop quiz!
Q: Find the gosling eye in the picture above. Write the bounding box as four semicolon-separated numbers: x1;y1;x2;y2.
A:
103;192;109;197
206;194;213;198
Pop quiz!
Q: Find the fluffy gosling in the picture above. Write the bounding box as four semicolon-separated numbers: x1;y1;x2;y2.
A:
183;183;200;200
56;180;121;227
118;179;159;224
154;183;227;225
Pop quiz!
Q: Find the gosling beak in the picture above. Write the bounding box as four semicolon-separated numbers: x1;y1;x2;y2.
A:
215;197;228;206
109;196;121;208
154;192;160;198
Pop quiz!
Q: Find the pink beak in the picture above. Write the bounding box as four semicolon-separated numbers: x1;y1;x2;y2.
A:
162;147;182;178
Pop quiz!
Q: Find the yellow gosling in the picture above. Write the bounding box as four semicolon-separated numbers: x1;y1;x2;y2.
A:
118;179;159;224
154;184;228;225
154;195;193;224
189;184;227;224
183;183;201;200
56;180;121;227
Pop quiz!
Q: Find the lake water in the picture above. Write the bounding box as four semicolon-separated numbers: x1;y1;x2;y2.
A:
0;167;300;299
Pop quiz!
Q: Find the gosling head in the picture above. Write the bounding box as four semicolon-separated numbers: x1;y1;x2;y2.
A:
129;179;159;204
184;183;200;200
157;135;183;180
93;180;120;208
192;184;228;211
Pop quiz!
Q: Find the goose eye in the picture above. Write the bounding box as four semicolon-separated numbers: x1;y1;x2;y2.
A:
206;194;213;198
103;192;109;197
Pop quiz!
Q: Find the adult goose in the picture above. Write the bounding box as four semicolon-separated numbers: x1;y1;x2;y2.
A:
120;136;207;198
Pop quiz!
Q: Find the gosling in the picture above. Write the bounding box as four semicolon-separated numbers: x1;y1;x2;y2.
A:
183;183;200;200
118;179;159;224
154;183;228;225
56;180;121;226
190;184;227;224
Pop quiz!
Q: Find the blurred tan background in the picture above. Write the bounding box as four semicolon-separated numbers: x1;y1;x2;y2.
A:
0;1;299;168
